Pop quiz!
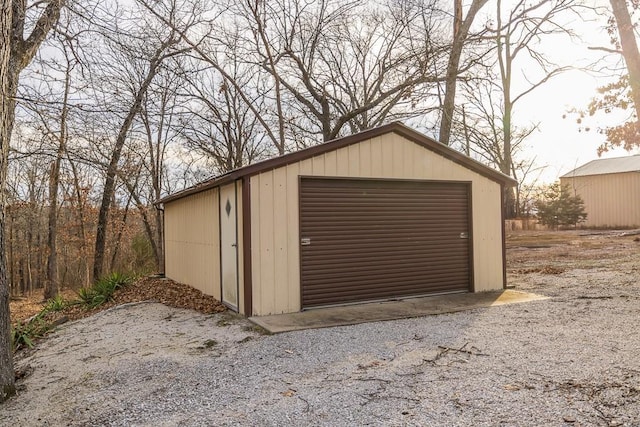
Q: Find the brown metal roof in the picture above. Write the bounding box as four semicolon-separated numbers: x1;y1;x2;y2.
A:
158;122;517;204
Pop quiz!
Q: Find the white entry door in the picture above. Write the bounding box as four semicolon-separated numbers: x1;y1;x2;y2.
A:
220;183;238;310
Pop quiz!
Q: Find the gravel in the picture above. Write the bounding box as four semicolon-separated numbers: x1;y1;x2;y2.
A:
2;232;640;426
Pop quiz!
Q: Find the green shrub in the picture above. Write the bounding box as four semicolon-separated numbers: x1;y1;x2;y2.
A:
11;314;50;350
535;183;587;229
43;294;67;312
77;272;132;309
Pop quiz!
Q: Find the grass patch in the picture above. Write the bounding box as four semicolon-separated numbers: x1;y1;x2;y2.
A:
216;318;232;327
506;231;579;247
203;339;218;348
242;323;272;335
514;266;566;275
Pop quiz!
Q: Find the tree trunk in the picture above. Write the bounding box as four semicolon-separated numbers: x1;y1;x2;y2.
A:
7;206;14;296
250;1;287;154
501;100;516;218
609;0;640;123
66;148;91;287
93;41;174;282
109;191;133;272
44;158;61;300
121;173;160;269
44;59;71;300
438;0;488;145
2;0;63;399
0;0;15;403
495;0;515;219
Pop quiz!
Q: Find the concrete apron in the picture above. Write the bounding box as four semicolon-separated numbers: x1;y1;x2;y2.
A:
249;290;548;334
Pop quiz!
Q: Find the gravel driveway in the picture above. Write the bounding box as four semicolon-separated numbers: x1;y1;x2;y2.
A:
2;231;640;426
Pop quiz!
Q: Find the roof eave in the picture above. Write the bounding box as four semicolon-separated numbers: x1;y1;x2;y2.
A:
157;122;517;204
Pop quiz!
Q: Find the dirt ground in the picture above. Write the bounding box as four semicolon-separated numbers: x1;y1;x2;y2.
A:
9;276;227;326
506;229;640;276
2;229;640;426
10;229;637;325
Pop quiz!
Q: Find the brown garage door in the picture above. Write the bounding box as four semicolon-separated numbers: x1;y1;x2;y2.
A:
300;178;471;308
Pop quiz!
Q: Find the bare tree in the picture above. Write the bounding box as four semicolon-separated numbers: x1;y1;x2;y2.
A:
141;0;450;154
90;0;194;281
36;17;79;299
578;1;640;152
114;65;189;272
456;75;539;217
609;0;640;123
486;0;578;217
234;0;449;143
1;0;64;403
178;57;271;172
438;0;489;146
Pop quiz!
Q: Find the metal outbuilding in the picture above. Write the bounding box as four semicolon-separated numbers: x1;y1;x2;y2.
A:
560;155;640;228
158;122;516;316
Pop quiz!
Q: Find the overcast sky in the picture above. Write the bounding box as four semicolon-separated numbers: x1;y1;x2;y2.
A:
513;2;640;185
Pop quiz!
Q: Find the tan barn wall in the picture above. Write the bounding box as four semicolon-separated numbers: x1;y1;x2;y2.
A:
561;172;640;228
164;188;220;299
250;133;504;316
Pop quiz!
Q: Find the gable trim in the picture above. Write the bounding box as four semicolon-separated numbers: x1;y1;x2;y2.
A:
159;122;516;204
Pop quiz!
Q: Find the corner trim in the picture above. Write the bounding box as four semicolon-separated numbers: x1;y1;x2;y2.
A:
242;176;253;316
502;184;508;289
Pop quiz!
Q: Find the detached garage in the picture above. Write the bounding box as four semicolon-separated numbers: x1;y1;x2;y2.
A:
158;122;516;316
560;155;640;228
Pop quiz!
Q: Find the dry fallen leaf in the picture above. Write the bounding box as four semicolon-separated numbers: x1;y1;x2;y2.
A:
281;389;296;397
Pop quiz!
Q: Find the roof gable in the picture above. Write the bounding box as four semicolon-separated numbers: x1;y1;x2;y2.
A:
159;122;516;204
561;155;640;178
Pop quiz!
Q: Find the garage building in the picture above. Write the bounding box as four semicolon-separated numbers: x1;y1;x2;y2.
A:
158;122;516;316
560;155;640;228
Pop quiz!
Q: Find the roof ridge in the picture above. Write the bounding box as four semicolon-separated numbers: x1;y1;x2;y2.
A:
561;155;640;178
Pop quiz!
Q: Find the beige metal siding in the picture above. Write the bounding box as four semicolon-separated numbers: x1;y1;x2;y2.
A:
250;133;504;316
164;188;220;299
561;172;640;228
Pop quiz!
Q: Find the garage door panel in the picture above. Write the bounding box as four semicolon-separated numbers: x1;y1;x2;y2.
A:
303;255;470;272
300;178;472;308
308;271;464;290
303;237;467;247
303;260;469;278
302;249;468;263
304;284;469;302
305;281;469;305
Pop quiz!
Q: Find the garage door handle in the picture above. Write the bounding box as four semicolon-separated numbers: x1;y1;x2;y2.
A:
301;237;311;246
460;232;469;239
